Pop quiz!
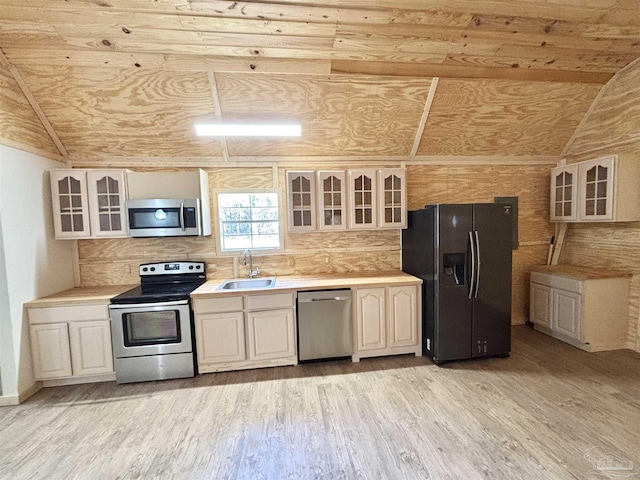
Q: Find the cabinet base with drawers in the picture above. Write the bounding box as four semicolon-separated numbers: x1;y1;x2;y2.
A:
529;266;631;352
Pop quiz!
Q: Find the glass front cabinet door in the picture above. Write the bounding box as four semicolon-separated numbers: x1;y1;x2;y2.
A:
86;170;128;237
50;170;92;239
286;171;317;232
578;156;615;222
316;170;346;231
378;168;407;229
348;169;377;230
550;164;578;222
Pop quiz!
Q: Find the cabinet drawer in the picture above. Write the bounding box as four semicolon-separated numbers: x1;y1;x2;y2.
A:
193;296;243;314
28;304;109;324
247;292;295;311
530;273;583;293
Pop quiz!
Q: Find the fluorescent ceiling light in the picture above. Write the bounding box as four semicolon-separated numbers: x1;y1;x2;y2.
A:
195;123;301;137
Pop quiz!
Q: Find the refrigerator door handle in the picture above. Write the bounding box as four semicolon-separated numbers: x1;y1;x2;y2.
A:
468;231;476;299
474;230;481;298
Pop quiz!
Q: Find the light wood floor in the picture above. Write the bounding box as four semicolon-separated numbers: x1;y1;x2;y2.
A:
1;325;639;480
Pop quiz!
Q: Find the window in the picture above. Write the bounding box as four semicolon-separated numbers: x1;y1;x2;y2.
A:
217;192;281;252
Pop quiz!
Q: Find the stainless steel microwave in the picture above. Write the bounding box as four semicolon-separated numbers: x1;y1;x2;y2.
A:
126;198;202;237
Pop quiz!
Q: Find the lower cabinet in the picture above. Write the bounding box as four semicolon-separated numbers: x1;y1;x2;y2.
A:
530;268;630;352
28;304;114;382
353;285;421;361
194;292;297;373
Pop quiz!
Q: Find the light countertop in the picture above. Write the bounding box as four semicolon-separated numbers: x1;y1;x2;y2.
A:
23;271;422;306
191;271;422;297
530;264;632;280
24;284;137;308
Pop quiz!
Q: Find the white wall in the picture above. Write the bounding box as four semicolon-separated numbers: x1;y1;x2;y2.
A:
0;145;75;401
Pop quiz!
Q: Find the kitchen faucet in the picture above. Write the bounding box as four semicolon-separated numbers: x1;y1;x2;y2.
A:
243;249;259;279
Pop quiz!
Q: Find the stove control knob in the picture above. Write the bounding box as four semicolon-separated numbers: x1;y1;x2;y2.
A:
150;267;156;272
189;265;194;270
196;265;201;269
142;267;148;272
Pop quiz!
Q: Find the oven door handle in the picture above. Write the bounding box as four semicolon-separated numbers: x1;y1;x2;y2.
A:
179;202;185;231
109;300;189;309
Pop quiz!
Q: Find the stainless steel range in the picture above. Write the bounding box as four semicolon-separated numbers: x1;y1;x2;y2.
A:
109;261;206;384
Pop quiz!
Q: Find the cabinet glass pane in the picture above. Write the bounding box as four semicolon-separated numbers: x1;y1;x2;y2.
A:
564;185;572;199
393;175;401;189
555;203;562;217
394;207;401;221
293;211;302;226
292;176;301;191
112;215;121;230
302;193;311;207
302;211;312;226
355;209;363;224
71;195;82;208
597;166;607;181
597;181;607;198
585;182;595;199
355;192;363;206
586;167;596;182
60;196;70;210
385;176;392;189
355;176;362;190
97;177;107;194
556;186;563;201
99;214;110;230
293;193;301;207
364;192;371;206
364;209;372;223
58;178;69;194
596;199;607;215
555;174;563;187
333;193;341;206
108;177;119;193
393;191;401;204
385;208;392;222
586;200;595;215
563;203;571;216
61;215;72;232
364;177;371;190
73;214;84;230
385;191;392;204
301;177;310;192
324;192;331;204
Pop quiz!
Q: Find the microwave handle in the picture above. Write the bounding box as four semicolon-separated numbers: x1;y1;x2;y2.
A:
179;202;185;231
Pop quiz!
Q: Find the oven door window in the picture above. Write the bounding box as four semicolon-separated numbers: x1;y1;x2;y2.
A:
123;310;181;346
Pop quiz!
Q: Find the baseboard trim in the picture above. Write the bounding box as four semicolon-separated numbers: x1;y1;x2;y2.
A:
0;382;42;406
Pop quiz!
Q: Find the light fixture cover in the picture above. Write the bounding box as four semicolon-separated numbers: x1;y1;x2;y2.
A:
195;123;301;137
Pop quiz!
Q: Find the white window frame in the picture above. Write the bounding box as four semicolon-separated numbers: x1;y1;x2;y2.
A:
215;189;284;255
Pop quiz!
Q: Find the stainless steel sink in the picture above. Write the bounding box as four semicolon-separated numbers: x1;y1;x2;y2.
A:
216;277;276;291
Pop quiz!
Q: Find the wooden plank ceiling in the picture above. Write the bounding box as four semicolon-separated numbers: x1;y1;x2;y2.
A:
0;0;638;163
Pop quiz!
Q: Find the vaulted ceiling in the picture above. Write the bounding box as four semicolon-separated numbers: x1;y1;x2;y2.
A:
0;0;638;165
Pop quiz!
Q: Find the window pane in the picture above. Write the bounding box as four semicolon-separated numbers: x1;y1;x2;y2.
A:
218;192;280;251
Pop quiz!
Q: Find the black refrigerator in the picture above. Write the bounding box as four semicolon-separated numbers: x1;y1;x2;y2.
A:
402;204;513;364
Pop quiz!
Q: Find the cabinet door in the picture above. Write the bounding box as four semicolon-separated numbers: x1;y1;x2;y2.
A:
86;170;128;238
286;171;316;232
355;288;386;351
550;164;578;222
388;285;418;348
317;170;347;231
247;309;296;360
30;323;72;379
553;289;582;340
578;156;615;221
378;169;407;229
530;283;553;328
196;312;246;365
348;169;377;229
68;320;114;376
50;170;91;239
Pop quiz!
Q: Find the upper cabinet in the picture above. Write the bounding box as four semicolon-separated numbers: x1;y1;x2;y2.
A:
286;168;406;232
550;164;578;222
317;170;347;231
348;169;377;230
378;168;407;229
286;171;317;232
550;154;640;223
50;169;128;239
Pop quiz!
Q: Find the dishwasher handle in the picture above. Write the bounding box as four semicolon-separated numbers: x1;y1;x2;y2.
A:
297;289;352;303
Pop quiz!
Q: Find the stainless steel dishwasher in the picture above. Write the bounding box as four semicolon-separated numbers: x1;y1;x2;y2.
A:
297;289;352;361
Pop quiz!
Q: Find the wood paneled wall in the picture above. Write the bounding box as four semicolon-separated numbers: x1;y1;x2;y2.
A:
562;60;640;351
0;58;60;160
407;164;553;324
75;163;552;325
